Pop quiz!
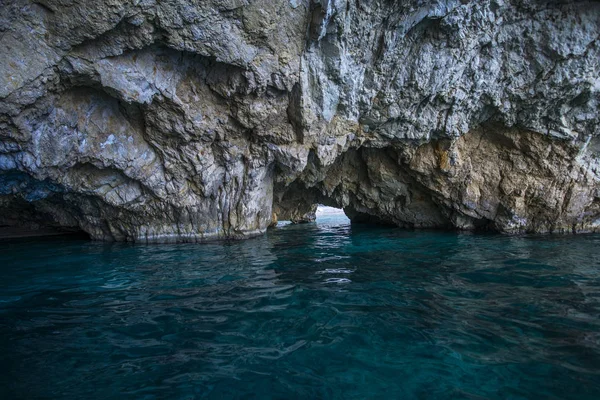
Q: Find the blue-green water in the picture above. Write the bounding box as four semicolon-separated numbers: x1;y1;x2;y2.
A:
2;215;600;399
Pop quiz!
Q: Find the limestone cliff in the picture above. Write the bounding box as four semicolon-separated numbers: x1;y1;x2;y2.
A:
1;0;599;241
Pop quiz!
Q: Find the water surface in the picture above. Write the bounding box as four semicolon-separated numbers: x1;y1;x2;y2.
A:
1;215;600;399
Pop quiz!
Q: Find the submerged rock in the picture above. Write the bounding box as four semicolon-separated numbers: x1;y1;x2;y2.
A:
1;0;599;241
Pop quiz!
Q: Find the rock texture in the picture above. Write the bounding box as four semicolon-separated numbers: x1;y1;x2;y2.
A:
1;0;600;241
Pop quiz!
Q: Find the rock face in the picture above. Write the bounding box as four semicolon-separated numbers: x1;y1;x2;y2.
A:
1;0;600;241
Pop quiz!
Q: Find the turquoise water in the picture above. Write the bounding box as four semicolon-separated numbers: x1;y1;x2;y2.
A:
1;215;600;399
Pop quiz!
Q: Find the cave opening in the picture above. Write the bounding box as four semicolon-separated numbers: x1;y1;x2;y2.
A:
0;225;91;241
315;205;350;225
274;204;350;227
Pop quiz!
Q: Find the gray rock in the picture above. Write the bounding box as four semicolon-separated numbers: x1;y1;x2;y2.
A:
1;0;599;241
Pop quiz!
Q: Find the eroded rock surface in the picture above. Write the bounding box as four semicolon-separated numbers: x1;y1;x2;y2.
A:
1;0;600;241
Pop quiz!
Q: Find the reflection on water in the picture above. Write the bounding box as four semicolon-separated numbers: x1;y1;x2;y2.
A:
1;216;600;399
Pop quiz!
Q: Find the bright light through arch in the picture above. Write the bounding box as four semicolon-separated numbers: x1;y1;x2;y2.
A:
315;205;350;224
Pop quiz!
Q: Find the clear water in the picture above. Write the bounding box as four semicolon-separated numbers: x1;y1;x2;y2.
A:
1;214;600;399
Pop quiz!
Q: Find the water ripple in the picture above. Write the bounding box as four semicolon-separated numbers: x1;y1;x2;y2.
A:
1;225;600;399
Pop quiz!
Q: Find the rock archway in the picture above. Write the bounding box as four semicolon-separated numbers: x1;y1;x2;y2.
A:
1;0;600;241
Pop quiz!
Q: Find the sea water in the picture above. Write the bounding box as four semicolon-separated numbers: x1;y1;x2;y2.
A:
1;211;600;399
